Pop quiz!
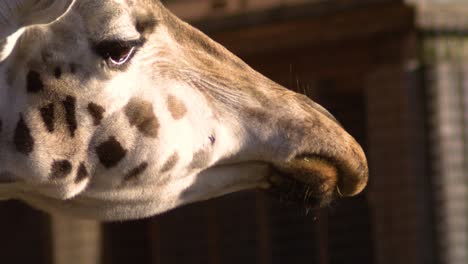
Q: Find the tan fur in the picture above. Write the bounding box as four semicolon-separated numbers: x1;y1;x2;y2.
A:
0;0;368;220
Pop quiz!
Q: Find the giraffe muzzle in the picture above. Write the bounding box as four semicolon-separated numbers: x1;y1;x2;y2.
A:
292;152;368;197
262;99;369;208
267;151;368;208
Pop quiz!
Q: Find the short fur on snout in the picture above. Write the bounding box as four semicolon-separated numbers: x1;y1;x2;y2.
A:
0;0;368;220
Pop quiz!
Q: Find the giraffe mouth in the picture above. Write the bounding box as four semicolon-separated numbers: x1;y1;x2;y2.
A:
266;155;342;208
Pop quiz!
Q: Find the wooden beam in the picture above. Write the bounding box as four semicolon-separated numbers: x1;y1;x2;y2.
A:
51;215;102;264
201;2;414;55
168;0;402;23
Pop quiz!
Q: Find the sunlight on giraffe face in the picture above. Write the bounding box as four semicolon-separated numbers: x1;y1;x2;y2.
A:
0;0;368;220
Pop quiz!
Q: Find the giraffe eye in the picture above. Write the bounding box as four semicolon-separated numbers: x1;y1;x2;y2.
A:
94;40;143;67
108;45;135;65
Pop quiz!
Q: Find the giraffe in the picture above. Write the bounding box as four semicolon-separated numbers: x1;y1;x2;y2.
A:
0;0;368;220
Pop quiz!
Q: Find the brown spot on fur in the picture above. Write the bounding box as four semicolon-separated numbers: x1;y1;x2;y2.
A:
87;103;105;126
50;160;72;179
189;149;211;169
167;95;187;120
96;137;127;168
27;71;44;93
124;162;148;182
14;116;34;155
125;98;159;138
63;96;77;137
160;153;179;173
135;14;157;35
75;163;89;183
40;103;55;132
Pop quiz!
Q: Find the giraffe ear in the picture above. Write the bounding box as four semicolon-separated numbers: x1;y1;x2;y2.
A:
0;0;75;60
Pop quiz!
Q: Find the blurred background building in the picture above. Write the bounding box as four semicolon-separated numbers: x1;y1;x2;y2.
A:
0;0;466;264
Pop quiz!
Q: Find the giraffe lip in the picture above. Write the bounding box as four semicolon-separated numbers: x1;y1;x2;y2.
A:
278;150;368;198
267;155;339;207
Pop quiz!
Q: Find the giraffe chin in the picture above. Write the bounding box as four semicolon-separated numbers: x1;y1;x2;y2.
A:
267;156;340;209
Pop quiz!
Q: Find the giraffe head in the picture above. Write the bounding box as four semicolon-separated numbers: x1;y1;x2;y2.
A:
0;0;368;220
